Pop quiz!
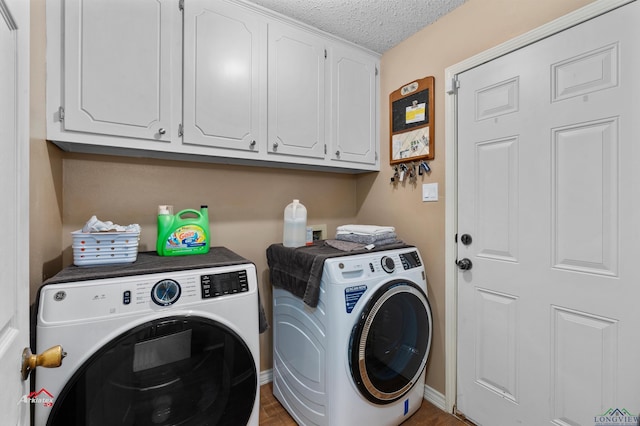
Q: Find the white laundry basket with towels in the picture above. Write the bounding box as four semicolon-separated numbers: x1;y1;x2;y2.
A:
71;230;140;266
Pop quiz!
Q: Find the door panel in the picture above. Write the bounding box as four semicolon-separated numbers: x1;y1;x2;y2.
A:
183;0;266;151
457;2;640;425
0;0;29;423
268;23;325;158
551;120;618;275
330;46;377;164
63;0;177;141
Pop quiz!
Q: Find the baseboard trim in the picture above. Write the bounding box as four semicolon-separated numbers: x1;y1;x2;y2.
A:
260;368;273;386
261;368;446;413
423;384;446;411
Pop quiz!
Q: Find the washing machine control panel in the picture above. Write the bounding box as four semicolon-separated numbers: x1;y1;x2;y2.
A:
399;251;422;270
200;270;249;299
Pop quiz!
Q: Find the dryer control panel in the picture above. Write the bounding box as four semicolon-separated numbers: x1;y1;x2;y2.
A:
201;270;249;299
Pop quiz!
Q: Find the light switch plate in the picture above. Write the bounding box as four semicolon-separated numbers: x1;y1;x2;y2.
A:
422;183;438;202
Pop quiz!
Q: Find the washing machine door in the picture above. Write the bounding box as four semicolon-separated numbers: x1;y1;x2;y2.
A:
46;315;256;426
349;279;433;404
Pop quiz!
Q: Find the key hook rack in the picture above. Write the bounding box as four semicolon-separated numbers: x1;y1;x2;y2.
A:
390;160;431;185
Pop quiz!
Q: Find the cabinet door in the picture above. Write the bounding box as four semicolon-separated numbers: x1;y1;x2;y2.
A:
329;45;378;165
63;0;178;141
268;23;326;159
183;0;266;152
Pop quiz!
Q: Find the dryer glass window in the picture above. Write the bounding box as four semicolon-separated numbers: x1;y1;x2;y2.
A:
350;280;433;404
46;316;257;426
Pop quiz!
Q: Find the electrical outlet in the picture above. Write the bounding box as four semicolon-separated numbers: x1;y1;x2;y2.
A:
309;224;327;241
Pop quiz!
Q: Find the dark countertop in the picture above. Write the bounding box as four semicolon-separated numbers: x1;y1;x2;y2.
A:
45;247;252;284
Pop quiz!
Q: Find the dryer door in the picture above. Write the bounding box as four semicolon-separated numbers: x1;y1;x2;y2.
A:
46;315;256;426
349;280;433;404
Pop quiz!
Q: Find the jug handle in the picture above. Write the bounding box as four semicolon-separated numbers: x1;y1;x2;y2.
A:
177;209;202;219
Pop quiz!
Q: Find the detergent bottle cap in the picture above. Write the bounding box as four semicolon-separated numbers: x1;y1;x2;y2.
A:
158;205;173;215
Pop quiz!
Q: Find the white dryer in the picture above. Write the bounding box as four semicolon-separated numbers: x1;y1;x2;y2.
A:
34;249;260;426
272;246;433;426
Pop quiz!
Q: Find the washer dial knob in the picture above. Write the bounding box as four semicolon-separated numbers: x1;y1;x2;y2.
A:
381;256;395;273
151;279;181;306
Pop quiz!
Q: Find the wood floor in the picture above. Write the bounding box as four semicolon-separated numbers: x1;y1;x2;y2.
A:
259;382;469;425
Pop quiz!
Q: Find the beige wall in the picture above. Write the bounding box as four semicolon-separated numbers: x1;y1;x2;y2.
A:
30;0;64;294
29;0;594;396
357;0;594;395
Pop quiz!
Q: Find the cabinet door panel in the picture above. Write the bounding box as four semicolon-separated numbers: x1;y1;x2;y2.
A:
330;46;378;165
64;0;176;141
183;0;266;152
268;23;325;159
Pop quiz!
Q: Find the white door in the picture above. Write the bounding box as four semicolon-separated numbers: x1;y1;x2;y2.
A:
183;0;267;152
63;0;179;142
0;0;30;424
457;2;640;425
268;22;326;159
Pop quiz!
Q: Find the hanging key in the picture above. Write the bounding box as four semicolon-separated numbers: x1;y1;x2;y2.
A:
409;163;418;183
391;166;400;183
399;164;408;182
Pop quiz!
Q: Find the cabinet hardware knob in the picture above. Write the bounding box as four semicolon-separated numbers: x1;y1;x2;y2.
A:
250;140;256;147
273;142;279;150
158;128;166;135
335;150;340;157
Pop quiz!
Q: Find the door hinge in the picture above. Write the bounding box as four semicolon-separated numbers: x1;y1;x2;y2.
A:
178;0;184;11
446;77;460;95
58;106;65;121
324;144;327;155
178;124;183;137
454;233;458;243
375;152;378;161
324;49;327;59
375;67;379;76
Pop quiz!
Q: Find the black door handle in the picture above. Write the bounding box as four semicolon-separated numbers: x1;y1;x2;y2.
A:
457;258;473;271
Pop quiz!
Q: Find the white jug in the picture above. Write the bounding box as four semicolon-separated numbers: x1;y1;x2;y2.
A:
283;199;307;247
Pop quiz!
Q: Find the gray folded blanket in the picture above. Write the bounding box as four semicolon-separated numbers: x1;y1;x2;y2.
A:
336;231;398;245
267;241;410;307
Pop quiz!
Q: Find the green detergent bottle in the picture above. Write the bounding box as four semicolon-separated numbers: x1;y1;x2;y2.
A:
156;205;210;256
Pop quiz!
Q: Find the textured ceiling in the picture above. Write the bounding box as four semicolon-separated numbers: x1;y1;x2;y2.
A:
244;0;467;54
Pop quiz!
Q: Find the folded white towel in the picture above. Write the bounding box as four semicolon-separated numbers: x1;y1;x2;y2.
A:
336;224;395;236
82;215;141;233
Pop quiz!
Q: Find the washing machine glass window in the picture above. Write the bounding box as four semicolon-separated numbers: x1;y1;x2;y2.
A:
45;315;257;426
349;280;433;404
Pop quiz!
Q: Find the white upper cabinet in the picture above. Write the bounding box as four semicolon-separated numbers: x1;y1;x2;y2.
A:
46;0;379;172
267;22;326;159
61;0;180;142
183;0;267;153
329;44;378;165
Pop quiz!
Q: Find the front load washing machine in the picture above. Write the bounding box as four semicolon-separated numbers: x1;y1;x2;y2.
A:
34;249;260;426
272;246;433;426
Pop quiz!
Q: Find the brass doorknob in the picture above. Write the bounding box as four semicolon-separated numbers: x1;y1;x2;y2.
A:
21;345;67;381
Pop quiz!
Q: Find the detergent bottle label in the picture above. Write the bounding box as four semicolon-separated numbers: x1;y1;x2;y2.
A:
165;225;207;250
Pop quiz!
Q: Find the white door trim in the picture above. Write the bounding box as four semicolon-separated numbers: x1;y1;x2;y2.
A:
443;0;635;414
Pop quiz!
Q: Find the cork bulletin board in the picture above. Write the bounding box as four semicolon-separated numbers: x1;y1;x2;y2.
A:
389;76;435;164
